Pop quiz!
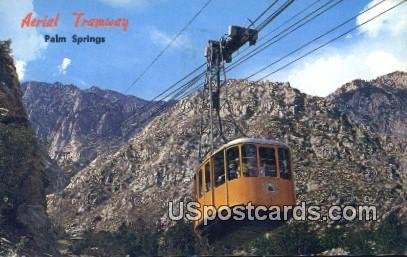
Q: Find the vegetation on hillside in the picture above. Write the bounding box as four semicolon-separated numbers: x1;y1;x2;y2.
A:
70;211;406;256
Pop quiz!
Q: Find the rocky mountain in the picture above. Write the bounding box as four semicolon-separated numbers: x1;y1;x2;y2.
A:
329;71;406;141
329;71;407;194
21;82;166;190
0;40;58;256
47;71;406;248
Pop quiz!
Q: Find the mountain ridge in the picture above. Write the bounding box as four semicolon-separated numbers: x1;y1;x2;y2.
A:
47;72;406;240
329;71;406;144
21;81;167;191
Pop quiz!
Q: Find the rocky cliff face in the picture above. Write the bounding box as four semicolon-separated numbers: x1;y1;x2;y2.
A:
329;71;407;185
329;71;406;141
22;82;164;190
47;73;406;237
0;41;58;256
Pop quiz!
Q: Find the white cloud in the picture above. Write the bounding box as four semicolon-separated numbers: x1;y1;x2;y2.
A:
0;0;47;80
58;58;72;75
149;28;192;49
15;60;27;80
356;0;407;37
269;0;407;97
283;48;406;96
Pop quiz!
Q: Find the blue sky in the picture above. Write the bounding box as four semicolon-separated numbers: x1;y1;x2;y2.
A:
0;0;406;99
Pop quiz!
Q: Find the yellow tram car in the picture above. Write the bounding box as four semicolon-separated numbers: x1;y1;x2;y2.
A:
193;137;296;234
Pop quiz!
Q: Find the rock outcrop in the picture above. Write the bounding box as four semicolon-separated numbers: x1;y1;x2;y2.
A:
0;40;58;256
47;73;406;238
329;71;406;141
22;82;166;191
329;71;407;186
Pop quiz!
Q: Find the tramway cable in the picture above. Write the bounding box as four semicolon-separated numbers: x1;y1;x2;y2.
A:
192;0;405;239
130;0;348;127
123;0;212;93
226;0;345;72
246;0;397;80
128;0;299;124
140;0;341;111
173;0;341;101
253;0;405;81
153;0;397;124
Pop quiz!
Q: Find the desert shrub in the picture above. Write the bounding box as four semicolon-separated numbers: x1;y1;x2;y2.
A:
0;126;41;225
71;223;159;257
373;212;406;254
70;212;406;255
160;219;196;255
319;225;347;250
343;228;375;255
321;211;406;255
159;219;215;255
252;222;323;255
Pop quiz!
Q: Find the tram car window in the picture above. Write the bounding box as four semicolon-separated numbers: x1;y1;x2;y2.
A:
242;144;258;177
226;146;240;180
204;162;211;192
194;138;296;236
198;169;204;197
278;148;291;179
213;150;226;186
259;147;277;177
193;174;197;198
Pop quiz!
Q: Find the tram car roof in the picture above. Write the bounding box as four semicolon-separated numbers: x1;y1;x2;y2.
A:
202;137;289;162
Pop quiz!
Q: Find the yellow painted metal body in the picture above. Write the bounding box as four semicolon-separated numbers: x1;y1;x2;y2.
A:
193;138;296;233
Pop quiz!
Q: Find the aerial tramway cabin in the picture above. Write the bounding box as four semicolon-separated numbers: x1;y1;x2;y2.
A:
193;138;296;237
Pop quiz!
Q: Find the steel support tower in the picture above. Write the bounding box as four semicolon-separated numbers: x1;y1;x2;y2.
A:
203;25;258;152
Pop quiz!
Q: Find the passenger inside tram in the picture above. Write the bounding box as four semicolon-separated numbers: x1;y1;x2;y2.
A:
227;159;239;180
205;163;211;192
214;151;225;186
242;144;257;177
278;148;291;179
259;147;277;177
227;147;240;181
